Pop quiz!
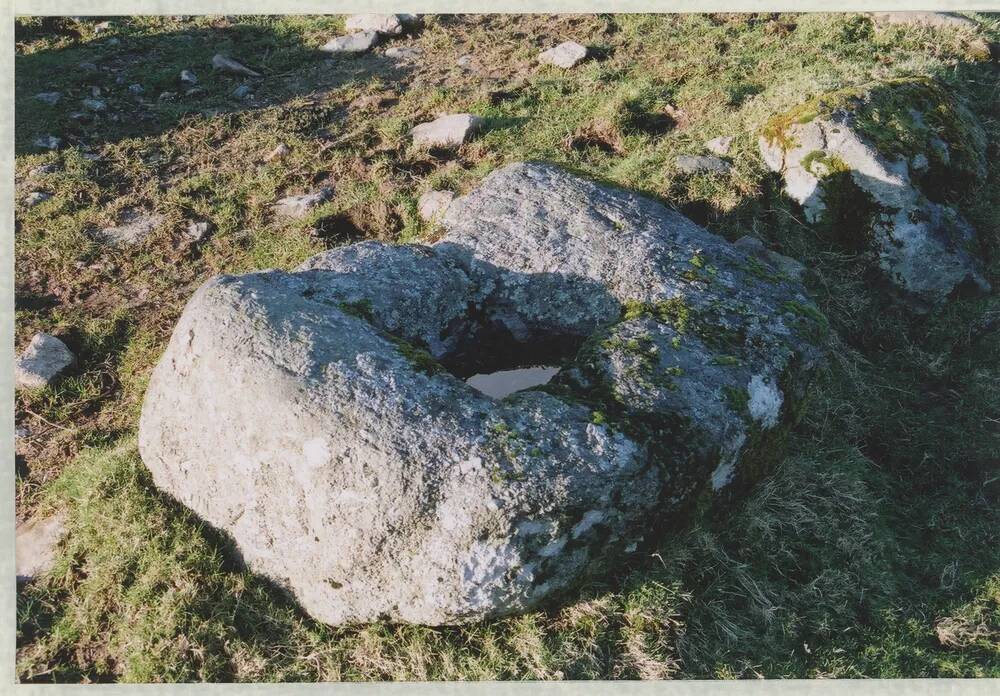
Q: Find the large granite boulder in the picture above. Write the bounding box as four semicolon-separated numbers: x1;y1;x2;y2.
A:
139;162;825;626
759;78;990;307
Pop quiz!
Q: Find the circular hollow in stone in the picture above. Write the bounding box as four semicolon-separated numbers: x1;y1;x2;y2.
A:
139;162;825;625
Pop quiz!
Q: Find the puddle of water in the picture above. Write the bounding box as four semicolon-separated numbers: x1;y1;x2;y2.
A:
465;365;560;399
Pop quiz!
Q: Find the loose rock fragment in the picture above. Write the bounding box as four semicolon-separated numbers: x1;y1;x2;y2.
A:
418;190;456;222
705;135;734;156
676;154;732;174
16;512;67;583
24;191;52;208
410;113;483;148
212;54;262;77
538;41;589;69
34;135;62;150
320;31;381;54
15;333;76;389
265;143;291;161
34;92;62;105
231;84;252;99
82;98;107;112
128;83;144;95
344;13;414;35
180;69;198;85
93;210;165;247
385;46;422;61
273;187;333;218
185;221;213;242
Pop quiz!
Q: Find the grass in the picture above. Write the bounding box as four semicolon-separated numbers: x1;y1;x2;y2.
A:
14;12;1000;681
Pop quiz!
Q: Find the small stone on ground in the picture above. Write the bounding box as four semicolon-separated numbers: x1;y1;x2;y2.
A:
34;92;61;105
94;210;165;247
34;135;61;150
418;190;456;222
16;512;68;583
15;333;76;389
185;221;212;242
345;14;413;36
676;154;732;174
538;41;589;69
25;191;52;207
321;31;381;54
385;46;422;60
705;136;734;156
410;113;483;148
273;187;333;218
212;54;261;77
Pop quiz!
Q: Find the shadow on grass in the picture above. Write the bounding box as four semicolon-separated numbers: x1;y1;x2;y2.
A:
15;18;416;155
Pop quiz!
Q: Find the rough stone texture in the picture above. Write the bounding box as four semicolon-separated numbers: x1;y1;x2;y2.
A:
705;135;734;156
34;135;61;150
140;162;824;626
734;236;806;281
759;87;990;307
34;92;61;105
17;513;67;583
185;221;212;242
320;31;381;54
418;190;456;222
385;46;422;61
538;41;589;69
344;13;415;36
16;333;76;389
410;114;483;148
273;187;333;218
676;154;731;174
94;210;165;246
211;54;261;77
24;191;52;208
870;12;978;31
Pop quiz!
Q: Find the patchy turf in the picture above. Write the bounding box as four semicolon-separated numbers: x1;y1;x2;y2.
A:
14;13;1000;681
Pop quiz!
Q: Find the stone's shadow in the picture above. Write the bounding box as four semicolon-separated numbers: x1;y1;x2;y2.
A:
14;21;417;155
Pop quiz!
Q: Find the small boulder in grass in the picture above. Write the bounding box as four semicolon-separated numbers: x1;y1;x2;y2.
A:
180;69;198;85
34;135;62;150
344;13;416;36
538;41;589;69
676;154;732;175
24;191;52;208
705;135;734;156
185;221;213;242
94;210;165;247
418;190;456;222
265;143;291;162
15;333;76;389
410;114;483;149
16;512;68;583
211;54;261;77
320;31;381;54
273;187;333;219
34;92;62;105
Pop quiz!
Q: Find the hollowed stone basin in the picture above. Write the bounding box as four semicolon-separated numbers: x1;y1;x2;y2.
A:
139;162;826;625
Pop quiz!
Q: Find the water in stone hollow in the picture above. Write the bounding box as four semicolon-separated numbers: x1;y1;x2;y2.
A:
465;366;559;399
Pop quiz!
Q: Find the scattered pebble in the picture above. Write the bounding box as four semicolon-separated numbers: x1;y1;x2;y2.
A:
29;163;59;177
675;154;732;175
384;46;422;61
158;92;177;101
212;54;262;77
15;333;76;389
265;143;291;161
185;221;213;242
16;512;68;583
91;86;102;97
94;20;112;34
180;69;198;85
456;54;474;69
82;98;107;112
344;13;415;36
78;62;98;72
538;41;589;69
69;111;91;122
128;83;144;95
418;190;456;222
321;31;382;54
34;135;62;150
24;191;52;208
231;84;252;99
15;425;30;441
410;113;483;148
106;38;120;46
273;187;333;218
705;135;734;156
93;210;165;247
34;92;62;105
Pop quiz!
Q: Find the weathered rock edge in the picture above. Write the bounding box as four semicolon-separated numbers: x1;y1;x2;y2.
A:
139;162;826;626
